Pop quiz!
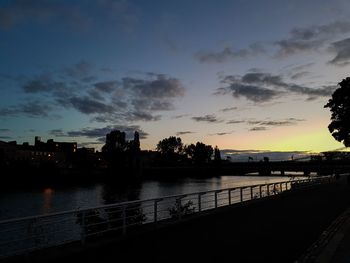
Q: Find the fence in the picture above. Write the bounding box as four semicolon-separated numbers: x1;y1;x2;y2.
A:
0;176;333;258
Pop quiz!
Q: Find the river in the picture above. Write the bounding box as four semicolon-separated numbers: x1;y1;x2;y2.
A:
0;175;303;220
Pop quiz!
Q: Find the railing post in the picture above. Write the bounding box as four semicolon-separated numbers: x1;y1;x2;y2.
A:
198;194;202;212
215;191;218;209
122;205;126;235
250;186;254;200
228;189;232;205
259;185;262;198
280;183;283;192
80;211;86;244
154;199;158;223
240;188;243;202
177;198;182;220
267;184;270;196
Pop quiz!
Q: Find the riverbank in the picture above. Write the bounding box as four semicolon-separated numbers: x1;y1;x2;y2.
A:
6;175;350;262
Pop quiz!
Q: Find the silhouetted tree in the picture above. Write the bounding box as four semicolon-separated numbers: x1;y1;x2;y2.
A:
214;146;221;163
156;136;183;156
185;142;213;164
324;77;350;147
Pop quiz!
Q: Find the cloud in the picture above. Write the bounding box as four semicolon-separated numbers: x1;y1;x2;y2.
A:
195;42;265;63
249;127;267;131
176;131;195;136
172;114;190;119
217;72;335;103
328;38;350;66
275;20;350;57
2;65;185;123
226;120;245;124
0;129;10;132
0;0;139;32
220;107;238;112
0;100;53;118
248;118;305;126
192;114;221;123
209;132;233;136
67;125;149;141
49;129;66;137
0;0;89;30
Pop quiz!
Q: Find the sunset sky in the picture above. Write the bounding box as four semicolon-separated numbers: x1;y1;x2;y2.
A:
1;0;350;157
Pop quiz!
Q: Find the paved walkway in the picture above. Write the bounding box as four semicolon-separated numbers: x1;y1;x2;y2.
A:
298;194;350;263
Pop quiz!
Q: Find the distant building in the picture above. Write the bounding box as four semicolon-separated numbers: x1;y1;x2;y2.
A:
0;137;77;168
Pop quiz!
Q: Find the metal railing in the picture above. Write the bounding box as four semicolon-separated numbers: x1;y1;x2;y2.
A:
0;176;333;258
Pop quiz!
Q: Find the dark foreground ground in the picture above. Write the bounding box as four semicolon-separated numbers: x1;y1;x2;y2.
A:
6;176;350;263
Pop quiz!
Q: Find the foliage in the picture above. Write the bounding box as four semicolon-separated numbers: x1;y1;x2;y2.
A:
324;77;350;147
185;142;213;164
156;136;183;156
168;200;195;219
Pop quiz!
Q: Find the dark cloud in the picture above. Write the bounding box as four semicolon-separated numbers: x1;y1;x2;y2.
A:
216;84;281;103
226;120;245;124
0;101;52;118
290;71;310;80
192;114;221;123
195;42;265;63
67;125;148;141
4;65;185;123
49;129;66;137
172;114;190;119
68;97;114;115
176;131;195;136
0;136;12;140
249;127;267;131
0;0;89;30
217;72;335;103
94;81;119;93
0;0;139;32
275;21;350;57
248;118;305;126
220;107;238;112
328;38;350;66
0;129;10;132
209;132;233;136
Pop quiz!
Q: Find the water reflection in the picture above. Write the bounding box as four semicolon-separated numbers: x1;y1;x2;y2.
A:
0;175;302;220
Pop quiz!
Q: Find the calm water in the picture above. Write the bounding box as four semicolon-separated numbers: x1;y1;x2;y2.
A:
0;175;302;220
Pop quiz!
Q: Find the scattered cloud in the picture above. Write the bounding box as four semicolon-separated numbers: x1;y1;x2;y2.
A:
209;131;233;136
0;65;185;123
0;0;139;32
67;125;149;141
195;42;265;63
328;38;350;66
275;20;350;57
249;127;267;131
0;100;54;118
172;114;190;119
0;129;10;132
226;120;245;124
176;131;195;136
48;129;66;137
220;107;238;112
217;72;335;103
192;114;221;123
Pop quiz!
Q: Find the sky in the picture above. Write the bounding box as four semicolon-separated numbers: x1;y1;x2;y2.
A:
1;0;350;158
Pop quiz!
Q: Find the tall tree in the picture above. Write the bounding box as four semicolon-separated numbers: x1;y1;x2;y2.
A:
214;146;221;163
185;142;213;164
156;136;183;157
324;77;350;147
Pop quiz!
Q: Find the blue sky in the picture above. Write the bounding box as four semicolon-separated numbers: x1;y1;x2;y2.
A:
1;0;350;155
